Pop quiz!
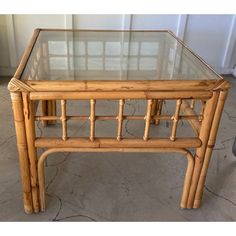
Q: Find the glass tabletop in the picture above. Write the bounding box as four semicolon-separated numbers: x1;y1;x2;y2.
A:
22;30;221;81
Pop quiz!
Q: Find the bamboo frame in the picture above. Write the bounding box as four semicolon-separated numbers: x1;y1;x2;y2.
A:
8;28;230;213
37;147;194;211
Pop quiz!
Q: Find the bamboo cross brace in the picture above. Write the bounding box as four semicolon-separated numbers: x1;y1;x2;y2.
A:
90;99;96;141
60;100;67;141
117;99;125;141
143;99;153;141
170;99;182;141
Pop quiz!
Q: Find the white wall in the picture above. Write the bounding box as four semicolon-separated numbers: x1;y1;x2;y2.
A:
184;15;235;73
13;15;66;61
0;15;12;75
0;14;236;76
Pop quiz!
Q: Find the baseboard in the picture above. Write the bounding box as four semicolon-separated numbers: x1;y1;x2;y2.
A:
0;67;15;77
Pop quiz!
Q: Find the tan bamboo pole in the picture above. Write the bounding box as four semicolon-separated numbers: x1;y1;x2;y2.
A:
22;92;40;213
187;91;219;209
150;99;158;124
143;99;153;141
47;100;57;125
37;147;194;210
26;80;219;92
180;100;200;135
193;90;228;208
30;91;213;101
155;100;163;125
60;100;67;141
10;92;33;214
117;99;124;141
35;114;201;122
41;100;48;127
90;99;96;141
180;150;194;208
170;99;182;141
35;137;202;149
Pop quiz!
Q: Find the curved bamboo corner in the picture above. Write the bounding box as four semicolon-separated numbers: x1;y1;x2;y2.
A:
37;147;194;211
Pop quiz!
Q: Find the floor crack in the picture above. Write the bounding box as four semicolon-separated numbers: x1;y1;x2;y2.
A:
46;193;63;221
224;110;236;122
205;185;236;207
55;214;96;222
46;166;59;191
124;101;139;138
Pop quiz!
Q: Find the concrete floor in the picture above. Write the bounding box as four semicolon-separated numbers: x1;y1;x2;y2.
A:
0;76;236;221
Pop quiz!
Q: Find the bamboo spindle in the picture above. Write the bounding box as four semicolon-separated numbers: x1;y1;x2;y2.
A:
193;90;228;208
190;99;195;109
150;99;158;124
61;100;67;141
90;99;96;141
47;100;57;125
41;100;47;127
22;92;40;212
117;99;125;141
187;91;219;209
170;99;182;141
155;100;163;125
10;92;33;214
143;99;153;141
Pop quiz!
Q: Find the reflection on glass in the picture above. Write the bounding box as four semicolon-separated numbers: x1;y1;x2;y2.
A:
22;30;220;81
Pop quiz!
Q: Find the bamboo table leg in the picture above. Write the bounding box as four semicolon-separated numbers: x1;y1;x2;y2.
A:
193;90;228;208
10;92;33;214
187;91;219;209
22;92;40;212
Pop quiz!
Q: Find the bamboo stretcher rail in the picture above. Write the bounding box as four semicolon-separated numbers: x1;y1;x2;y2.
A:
29;91;213;100
117;99;124;141
35;137;202;148
37;147;194;211
26;80;220;92
35;114;202;122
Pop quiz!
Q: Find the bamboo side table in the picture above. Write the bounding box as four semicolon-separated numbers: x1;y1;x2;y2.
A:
8;29;230;213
